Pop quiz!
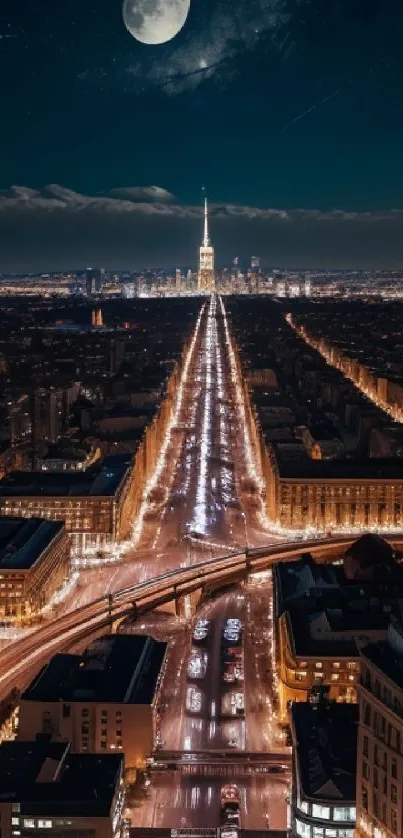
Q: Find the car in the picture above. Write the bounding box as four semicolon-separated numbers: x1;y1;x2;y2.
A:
193;618;210;642
221;829;238;838
186;685;202;714
226;647;243;660
187;649;208;679
225;811;240;827
223;618;243;643
220;784;240;807
223;664;236;683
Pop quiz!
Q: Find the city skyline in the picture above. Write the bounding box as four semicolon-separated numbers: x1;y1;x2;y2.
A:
2;184;403;272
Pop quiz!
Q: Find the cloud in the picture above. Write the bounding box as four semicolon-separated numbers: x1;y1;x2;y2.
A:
1;184;403;271
0;184;402;225
110;186;176;202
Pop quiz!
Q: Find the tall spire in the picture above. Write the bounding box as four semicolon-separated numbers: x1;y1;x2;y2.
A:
203;196;210;247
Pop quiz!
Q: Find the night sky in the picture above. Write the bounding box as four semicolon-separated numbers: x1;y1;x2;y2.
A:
1;0;403;271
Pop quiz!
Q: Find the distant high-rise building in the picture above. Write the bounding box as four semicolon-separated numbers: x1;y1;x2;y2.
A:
86;268;102;296
109;339;125;376
175;268;182;294
250;256;261;293
33;388;65;445
10;395;32;445
91;308;103;327
121;282;136;299
304;276;312;297
198;197;215;294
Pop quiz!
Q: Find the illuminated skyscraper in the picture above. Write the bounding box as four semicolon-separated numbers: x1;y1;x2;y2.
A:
198;197;215;294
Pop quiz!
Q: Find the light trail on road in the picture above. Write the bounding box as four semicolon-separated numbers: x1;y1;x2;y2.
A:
130;302;206;548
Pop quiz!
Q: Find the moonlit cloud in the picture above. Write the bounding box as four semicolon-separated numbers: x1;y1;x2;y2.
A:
1;184;403;271
0;185;401;225
109;185;176;202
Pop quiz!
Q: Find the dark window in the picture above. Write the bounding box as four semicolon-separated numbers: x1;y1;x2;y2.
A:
362;786;368;812
363;735;369;758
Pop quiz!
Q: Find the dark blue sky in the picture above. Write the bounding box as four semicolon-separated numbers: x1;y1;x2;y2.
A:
1;0;403;269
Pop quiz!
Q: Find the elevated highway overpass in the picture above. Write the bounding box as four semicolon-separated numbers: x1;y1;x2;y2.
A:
0;533;402;701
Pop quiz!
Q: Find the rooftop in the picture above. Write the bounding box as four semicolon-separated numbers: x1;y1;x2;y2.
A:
39;441;94;462
292;702;358;803
22;634;167;704
0;517;64;571
0;738;122;817
273;445;403;479
287;605;390;658
362;639;403;691
0;454;133;498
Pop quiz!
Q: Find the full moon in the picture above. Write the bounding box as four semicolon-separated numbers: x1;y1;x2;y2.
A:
123;0;191;46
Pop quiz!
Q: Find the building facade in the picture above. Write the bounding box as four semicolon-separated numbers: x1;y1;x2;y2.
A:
0;517;70;620
18;634;168;770
0;455;138;553
265;444;403;531
0;739;125;838
278;611;362;717
290;702;357;838
356;619;403;838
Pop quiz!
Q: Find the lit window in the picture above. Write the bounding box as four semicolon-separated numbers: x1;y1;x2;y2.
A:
315;662;323;669
38;821;52;829
295;819;310;837
312;804;330;819
23;820;35;829
334;807;356;821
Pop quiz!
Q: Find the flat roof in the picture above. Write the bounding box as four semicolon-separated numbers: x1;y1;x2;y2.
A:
0;517;64;571
22;634;167;704
274;554;343;616
273;445;403;479
40;441;93;462
0;454;132;498
0;738;122;817
287;604;389;658
292;702;357;802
